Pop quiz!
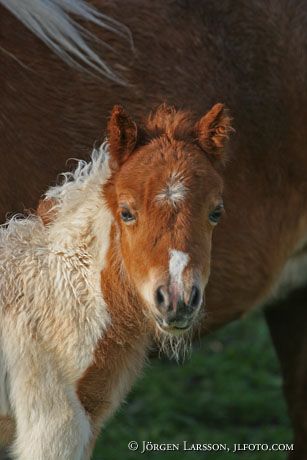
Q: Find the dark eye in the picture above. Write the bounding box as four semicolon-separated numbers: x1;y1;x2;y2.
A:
120;208;136;223
209;204;224;224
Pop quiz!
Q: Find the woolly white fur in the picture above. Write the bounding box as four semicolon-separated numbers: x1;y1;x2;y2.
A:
0;143;113;459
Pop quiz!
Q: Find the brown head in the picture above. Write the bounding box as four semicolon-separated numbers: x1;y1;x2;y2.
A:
103;103;233;337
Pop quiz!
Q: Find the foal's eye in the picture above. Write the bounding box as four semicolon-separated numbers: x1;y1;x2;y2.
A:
209;204;224;225
120;208;136;223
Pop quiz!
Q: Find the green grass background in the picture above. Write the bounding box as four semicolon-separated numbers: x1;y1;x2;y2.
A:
93;312;292;460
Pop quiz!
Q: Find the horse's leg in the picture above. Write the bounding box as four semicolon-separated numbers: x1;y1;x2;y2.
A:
265;286;307;460
82;421;102;460
4;343;91;460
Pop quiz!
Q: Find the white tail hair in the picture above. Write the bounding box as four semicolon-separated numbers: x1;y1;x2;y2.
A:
0;0;132;83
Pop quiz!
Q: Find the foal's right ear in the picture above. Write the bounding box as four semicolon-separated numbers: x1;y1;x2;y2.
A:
107;105;139;169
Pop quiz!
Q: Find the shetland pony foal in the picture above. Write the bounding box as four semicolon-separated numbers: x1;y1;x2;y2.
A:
0;103;232;459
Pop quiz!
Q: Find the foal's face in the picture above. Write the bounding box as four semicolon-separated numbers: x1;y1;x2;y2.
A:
104;104;232;335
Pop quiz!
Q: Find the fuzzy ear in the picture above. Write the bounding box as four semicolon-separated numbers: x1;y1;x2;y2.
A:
107;105;138;168
195;103;233;163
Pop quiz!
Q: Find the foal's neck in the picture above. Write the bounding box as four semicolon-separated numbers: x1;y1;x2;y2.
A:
47;196;113;269
44;146;113;270
78;240;150;419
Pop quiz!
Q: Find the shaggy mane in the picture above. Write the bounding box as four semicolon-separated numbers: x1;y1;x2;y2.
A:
146;104;194;141
46;142;109;205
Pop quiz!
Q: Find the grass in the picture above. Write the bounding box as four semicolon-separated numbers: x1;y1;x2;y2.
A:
93;312;292;460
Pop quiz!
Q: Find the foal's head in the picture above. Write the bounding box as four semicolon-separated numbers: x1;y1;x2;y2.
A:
104;104;232;337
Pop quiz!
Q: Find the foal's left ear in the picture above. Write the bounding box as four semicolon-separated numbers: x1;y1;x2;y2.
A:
195;103;233;165
107;105;139;169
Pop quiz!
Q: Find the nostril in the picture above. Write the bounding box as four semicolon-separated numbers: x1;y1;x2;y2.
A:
156;286;165;307
189;286;201;308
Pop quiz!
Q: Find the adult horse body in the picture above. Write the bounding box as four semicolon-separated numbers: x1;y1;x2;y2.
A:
1;0;307;458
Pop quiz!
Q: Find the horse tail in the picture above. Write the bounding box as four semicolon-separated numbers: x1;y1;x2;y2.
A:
0;0;132;83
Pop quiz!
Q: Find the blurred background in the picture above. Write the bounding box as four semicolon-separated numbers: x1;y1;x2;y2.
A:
93;311;291;460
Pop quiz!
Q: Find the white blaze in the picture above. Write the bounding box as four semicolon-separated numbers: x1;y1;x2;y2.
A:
169;249;189;287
